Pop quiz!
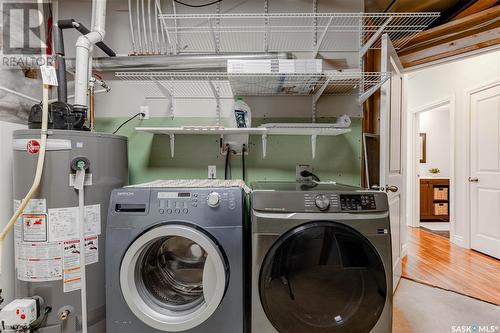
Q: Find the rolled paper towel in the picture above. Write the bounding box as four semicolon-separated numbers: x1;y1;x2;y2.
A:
335;114;351;128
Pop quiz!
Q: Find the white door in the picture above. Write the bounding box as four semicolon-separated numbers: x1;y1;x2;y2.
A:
470;83;500;259
380;34;405;291
120;224;228;332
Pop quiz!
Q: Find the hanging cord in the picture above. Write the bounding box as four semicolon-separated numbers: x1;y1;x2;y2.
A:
113;112;145;134
173;0;222;7
242;145;246;183
224;145;231;180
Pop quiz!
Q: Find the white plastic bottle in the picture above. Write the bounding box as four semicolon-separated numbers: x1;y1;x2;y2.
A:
230;98;252;128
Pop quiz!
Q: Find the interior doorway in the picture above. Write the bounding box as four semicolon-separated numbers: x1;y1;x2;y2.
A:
408;97;455;239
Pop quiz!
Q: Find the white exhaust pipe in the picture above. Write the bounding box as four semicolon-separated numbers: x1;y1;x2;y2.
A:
74;0;107;108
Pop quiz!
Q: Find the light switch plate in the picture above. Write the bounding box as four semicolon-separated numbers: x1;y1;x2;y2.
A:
208;165;216;179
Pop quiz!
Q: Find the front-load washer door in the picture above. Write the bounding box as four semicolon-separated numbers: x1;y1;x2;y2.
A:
259;221;387;333
120;224;228;332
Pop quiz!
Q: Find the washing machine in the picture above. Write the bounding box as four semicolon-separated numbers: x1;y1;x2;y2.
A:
251;182;392;333
106;185;245;333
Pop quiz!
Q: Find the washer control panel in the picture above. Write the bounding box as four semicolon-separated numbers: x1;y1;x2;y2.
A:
340;194;376;211
156;190;237;215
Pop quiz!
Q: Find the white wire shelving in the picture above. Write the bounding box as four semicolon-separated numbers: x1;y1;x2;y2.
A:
115;70;390;101
157;12;439;55
135;125;351;159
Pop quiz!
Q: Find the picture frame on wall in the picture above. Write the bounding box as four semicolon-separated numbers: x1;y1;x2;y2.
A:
419;133;427;163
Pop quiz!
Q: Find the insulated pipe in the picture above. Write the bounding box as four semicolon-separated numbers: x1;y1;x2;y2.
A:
0;0;49;273
73;0;107;109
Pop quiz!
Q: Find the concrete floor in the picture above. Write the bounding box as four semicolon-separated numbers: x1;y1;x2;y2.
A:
394;279;500;333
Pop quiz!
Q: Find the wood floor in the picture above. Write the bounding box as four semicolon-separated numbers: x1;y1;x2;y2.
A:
402;227;500;305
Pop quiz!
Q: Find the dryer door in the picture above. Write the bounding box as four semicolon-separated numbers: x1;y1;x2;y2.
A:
259;221;387;333
120;224;228;332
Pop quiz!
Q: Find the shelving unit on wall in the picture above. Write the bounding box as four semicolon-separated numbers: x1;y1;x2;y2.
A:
135;125;350;159
155;12;439;56
118;10;438;158
115;70;391;121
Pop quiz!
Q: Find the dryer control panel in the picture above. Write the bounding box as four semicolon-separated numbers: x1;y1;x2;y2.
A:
340;194;376;211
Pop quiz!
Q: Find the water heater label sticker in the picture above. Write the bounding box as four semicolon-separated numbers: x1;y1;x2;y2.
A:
84;205;101;235
48;207;79;242
22;214;47;242
48;205;101;242
17;242;63;261
13;199;47;215
17;258;62;282
62;236;99;293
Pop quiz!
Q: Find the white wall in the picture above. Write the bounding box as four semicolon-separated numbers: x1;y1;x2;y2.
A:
418;107;450;178
405;48;500;248
0;121;27;306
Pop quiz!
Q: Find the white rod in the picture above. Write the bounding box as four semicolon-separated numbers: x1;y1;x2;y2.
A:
154;0;160;53
128;0;137;54
136;0;143;53
141;0;149;53
148;0;154;52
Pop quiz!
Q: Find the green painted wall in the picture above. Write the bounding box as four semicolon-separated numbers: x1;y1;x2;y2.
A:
94;117;362;187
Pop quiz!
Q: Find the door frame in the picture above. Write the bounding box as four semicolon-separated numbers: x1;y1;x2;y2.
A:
407;95;456;239
465;80;500;250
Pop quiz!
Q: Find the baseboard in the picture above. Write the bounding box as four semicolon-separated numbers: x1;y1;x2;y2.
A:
401;242;408;258
452;234;467;248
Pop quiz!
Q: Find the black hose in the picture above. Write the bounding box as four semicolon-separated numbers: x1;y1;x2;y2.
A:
174;0;222;7
242;145;246;182
224;146;231;180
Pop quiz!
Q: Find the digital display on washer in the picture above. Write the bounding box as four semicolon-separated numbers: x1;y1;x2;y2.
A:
177;192;191;198
340;194;376;211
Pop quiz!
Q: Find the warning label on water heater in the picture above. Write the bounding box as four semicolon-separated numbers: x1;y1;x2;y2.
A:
62;236;99;293
22;214;47;242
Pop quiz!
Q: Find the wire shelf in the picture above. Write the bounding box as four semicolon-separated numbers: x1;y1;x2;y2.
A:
115;71;390;99
157;12;439;54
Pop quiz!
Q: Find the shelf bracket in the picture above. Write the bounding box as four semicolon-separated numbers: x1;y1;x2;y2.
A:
311;76;332;122
152;78;174;118
208;80;221;126
311;134;317;159
360;17;392;58
359;79;384;105
169;134;175;157
312;15;333;59
261;133;267;159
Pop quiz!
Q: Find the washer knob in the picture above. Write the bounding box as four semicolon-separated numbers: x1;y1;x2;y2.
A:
207;192;221;207
315;194;330;211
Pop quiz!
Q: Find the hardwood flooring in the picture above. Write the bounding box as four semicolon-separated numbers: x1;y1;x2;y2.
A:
402;227;500;305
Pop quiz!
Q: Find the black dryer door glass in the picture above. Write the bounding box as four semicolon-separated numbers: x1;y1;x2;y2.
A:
259;222;387;333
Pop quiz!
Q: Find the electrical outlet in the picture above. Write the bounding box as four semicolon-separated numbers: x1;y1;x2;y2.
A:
296;165;313;182
208;165;216;179
139;105;150;119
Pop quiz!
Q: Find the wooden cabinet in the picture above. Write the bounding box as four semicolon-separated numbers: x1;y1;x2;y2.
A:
420;178;450;221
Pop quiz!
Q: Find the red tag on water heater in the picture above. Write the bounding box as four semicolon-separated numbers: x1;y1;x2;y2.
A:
27;140;40;154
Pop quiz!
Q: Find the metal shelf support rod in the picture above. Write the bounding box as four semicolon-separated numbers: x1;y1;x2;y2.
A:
313;15;333;59
360;17;392;57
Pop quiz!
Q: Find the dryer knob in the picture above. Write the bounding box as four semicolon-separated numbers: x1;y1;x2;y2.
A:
315;194;330;211
207;192;221;207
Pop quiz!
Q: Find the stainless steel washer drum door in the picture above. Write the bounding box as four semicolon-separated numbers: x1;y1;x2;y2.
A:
120;224;228;332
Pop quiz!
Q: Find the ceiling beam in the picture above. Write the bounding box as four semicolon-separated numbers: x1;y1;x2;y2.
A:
399;26;500;68
400;5;500;51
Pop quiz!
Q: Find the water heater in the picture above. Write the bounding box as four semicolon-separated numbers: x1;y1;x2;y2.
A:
11;129;128;333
